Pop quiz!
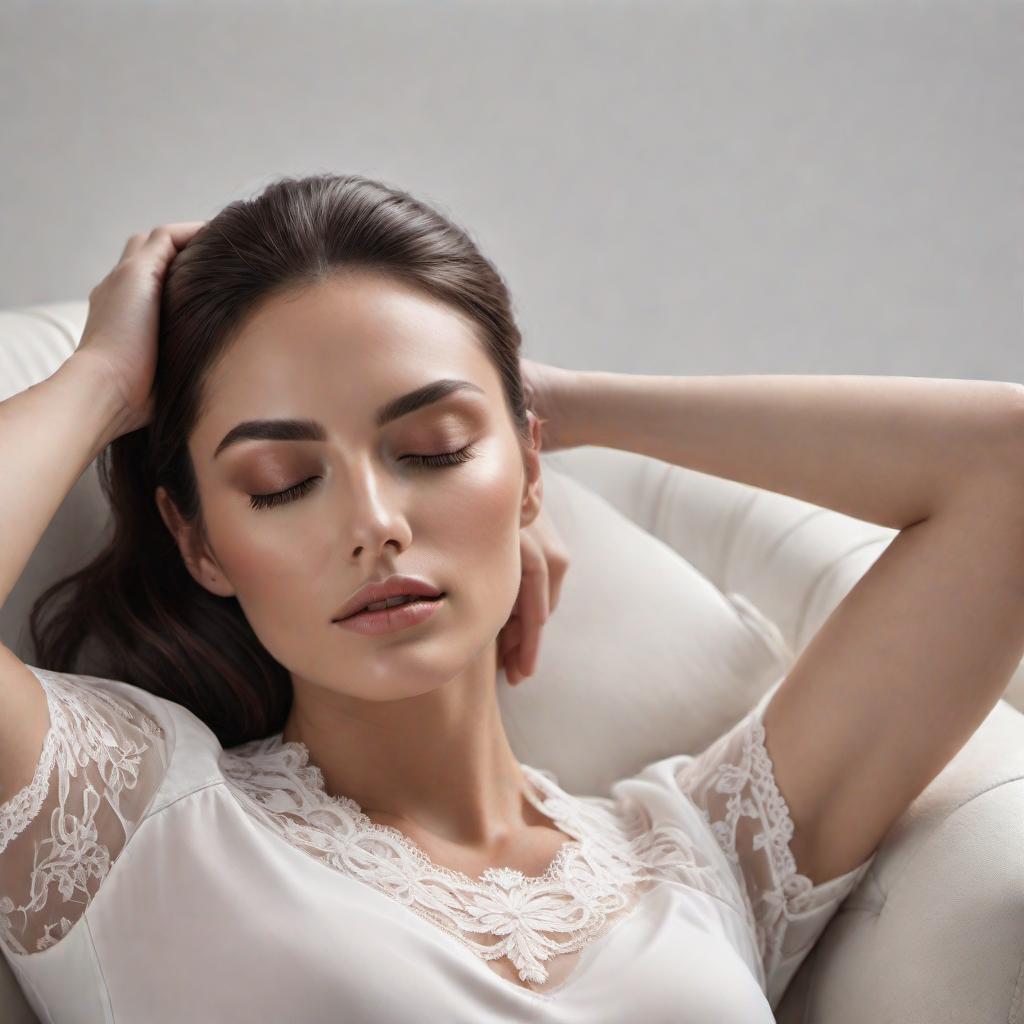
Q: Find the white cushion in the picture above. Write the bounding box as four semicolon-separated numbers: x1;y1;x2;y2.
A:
498;462;793;797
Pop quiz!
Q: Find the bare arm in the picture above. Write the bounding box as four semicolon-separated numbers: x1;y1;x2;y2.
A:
550;368;1024;888
0;350;128;613
0;351;129;801
561;371;1024;530
0;221;205;808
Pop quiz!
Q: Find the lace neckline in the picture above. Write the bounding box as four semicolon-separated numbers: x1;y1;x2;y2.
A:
226;732;586;889
217;732;723;991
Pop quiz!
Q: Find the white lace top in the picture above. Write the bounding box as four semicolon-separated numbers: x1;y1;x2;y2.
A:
0;665;876;1023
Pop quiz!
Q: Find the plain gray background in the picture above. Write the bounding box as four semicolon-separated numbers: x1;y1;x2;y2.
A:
1;0;1021;382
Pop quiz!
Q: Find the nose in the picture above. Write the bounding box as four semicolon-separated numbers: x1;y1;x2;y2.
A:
340;459;413;558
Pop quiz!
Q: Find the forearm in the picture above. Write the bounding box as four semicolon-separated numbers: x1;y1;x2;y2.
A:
0;352;128;612
563;371;1024;530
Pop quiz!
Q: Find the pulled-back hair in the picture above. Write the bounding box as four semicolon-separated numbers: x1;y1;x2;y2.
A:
29;172;535;748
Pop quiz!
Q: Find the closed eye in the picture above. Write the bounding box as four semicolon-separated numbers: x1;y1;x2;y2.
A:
248;476;321;511
247;444;479;511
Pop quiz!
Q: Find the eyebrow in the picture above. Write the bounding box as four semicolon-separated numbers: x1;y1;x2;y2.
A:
212;378;487;460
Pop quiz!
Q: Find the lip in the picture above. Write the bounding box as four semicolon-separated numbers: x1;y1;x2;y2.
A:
332;574;444;622
333;594;446;635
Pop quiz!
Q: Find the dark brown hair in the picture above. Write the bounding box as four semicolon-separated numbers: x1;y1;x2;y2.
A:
29;172;536;748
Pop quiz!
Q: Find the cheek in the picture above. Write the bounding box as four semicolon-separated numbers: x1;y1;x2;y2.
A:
201;495;328;642
208;510;321;587
451;454;523;549
448;449;528;615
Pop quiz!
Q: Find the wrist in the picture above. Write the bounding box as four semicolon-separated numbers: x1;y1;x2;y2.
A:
556;368;608;449
60;351;135;448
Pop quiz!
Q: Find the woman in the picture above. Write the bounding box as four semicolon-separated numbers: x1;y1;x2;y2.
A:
1;173;1022;1022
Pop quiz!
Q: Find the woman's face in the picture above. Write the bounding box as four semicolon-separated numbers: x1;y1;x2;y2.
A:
159;271;542;701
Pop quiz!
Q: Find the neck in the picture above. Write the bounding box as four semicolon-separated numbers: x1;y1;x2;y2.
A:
281;655;534;849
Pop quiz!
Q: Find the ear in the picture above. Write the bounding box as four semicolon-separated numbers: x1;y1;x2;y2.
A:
519;410;544;530
154;485;235;598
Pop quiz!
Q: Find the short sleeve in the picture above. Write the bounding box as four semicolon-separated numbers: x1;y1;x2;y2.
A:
672;680;877;1010
0;666;170;957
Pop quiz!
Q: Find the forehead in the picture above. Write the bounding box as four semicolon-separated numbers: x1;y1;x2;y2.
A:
192;273;497;451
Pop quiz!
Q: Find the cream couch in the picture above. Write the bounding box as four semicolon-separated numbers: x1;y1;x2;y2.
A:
2;303;1023;1022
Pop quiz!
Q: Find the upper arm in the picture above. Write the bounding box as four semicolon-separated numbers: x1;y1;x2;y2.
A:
760;466;1024;886
0;659;171;957
671;689;877;1010
0;644;50;804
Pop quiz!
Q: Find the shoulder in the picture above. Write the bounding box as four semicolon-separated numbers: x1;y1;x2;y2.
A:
0;665;235;958
0;666;178;957
6;665;178;827
18;665;233;816
26;663;170;736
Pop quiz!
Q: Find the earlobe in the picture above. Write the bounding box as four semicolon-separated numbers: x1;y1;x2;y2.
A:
201;565;234;598
154;485;234;598
521;490;543;530
188;548;234;599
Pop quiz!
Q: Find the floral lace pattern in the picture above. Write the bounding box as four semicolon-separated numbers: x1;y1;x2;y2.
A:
219;736;751;989
673;703;869;996
0;668;868;1006
0;668;168;957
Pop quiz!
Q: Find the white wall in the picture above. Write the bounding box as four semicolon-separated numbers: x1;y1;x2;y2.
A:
1;0;1021;381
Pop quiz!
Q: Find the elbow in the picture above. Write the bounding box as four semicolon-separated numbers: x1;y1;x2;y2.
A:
975;382;1024;491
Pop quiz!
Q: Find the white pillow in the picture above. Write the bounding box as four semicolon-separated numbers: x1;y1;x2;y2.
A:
497;462;794;798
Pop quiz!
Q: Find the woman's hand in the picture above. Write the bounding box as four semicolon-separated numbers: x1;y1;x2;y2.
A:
497;504;571;686
74;221;208;437
520;357;585;454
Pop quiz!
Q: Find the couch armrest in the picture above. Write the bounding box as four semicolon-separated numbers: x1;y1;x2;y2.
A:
541;446;1024;714
776;697;1024;1022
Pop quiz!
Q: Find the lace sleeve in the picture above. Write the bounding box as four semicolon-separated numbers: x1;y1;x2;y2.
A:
673;682;877;1009
0;666;170;958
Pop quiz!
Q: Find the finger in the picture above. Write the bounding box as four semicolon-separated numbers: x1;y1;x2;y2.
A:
498;617;521;663
530;516;569;617
140;222;210;255
548;552;570;614
515;540;549;678
508;653;522;686
518;633;539;683
520;532;550;624
495;631;515;675
499;620;523;684
121;232;149;260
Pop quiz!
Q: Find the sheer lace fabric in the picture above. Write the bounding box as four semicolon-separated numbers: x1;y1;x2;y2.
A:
672;695;875;1001
218;737;747;995
0;668;169;956
0;667;875;1013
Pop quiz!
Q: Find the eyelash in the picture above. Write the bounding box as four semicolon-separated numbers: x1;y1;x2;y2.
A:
247;444;480;511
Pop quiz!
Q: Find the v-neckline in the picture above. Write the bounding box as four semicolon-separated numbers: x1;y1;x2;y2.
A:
219;732;656;997
262;733;585;888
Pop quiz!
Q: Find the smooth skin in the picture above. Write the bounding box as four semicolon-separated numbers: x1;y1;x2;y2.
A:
550;367;1024;886
154;269;575;861
0;227;573;886
6;220;1024;911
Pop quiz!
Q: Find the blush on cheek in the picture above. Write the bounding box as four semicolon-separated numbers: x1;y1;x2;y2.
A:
205;513;334;646
459;453;523;544
455;457;527;619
